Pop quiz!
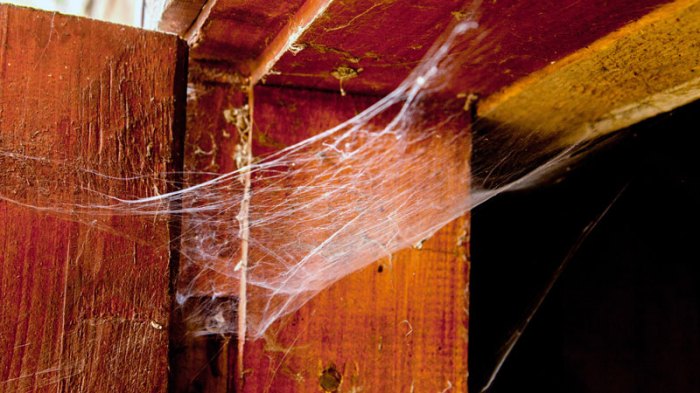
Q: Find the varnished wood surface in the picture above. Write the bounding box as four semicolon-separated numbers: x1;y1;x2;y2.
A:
0;5;187;392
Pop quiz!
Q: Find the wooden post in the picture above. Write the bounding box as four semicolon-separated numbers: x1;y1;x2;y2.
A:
0;5;186;392
240;86;471;392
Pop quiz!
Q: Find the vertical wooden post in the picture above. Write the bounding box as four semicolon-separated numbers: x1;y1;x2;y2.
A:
0;5;186;392
169;78;471;392
239;86;470;392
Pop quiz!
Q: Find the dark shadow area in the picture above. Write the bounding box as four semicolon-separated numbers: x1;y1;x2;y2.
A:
469;99;700;393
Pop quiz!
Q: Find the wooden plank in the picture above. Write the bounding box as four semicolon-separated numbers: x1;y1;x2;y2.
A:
0;5;187;392
478;0;700;149
169;0;311;72
242;219;470;393
239;86;470;392
159;0;674;98
260;0;466;94
169;79;470;391
158;0;207;35
160;0;330;81
262;0;673;96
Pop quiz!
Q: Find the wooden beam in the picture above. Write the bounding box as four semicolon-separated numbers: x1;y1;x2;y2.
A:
240;86;471;392
263;0;673;96
249;0;332;83
156;0;332;79
0;5;186;392
169;78;471;391
150;1;698;392
157;0;676;99
243;220;470;393
478;0;700;148
158;0;208;37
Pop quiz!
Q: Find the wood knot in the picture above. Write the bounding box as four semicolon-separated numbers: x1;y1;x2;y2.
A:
319;364;342;392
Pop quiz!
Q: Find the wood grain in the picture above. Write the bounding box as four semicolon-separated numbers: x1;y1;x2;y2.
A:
158;0;673;99
170;76;249;393
243;217;470;393
478;0;700;148
169;79;470;391
158;0;207;36
260;0;673;96
174;0;310;74
239;86;471;392
153;1;697;391
0;5;186;392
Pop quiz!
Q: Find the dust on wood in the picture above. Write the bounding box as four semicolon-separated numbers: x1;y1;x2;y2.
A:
0;5;186;392
478;0;700;147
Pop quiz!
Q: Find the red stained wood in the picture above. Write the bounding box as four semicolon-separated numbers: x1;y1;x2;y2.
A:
262;0;673;96
159;0;207;35
187;0;309;73
169;80;248;393
183;83;247;176
163;0;673;97
237;85;470;392
168;80;470;391
243;217;469;393
0;5;186;392
263;0;464;94
154;2;683;391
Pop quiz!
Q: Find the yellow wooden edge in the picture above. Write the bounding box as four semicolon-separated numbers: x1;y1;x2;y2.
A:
477;0;700;147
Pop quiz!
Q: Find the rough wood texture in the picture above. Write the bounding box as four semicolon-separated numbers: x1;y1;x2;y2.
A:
169;78;248;393
169;80;470;392
154;1;696;392
260;0;672;96
158;0;207;35
478;0;700;148
179;0;310;72
159;0;672;97
237;86;470;392
0;5;186;392
243;218;470;393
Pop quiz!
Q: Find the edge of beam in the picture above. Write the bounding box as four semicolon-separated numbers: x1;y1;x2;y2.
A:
477;0;700;147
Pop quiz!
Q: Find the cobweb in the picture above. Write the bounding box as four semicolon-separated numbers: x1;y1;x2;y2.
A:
0;15;601;339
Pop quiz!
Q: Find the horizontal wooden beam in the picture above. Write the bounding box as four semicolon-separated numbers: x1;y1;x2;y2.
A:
155;0;676;98
157;0;207;38
478;0;700;148
249;0;332;83
156;0;328;79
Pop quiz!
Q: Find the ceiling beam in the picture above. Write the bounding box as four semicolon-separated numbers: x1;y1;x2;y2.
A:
478;0;700;148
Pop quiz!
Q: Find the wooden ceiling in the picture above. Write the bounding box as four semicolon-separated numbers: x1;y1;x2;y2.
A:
155;0;700;162
159;0;673;97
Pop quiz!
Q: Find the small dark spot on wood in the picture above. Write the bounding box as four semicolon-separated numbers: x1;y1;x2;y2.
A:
377;265;384;273
188;380;204;393
319;364;342;392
